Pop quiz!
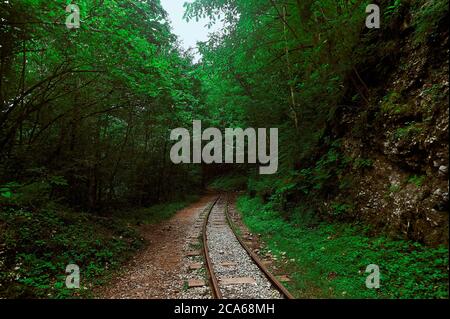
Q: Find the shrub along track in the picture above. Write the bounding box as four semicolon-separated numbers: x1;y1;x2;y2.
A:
202;195;293;299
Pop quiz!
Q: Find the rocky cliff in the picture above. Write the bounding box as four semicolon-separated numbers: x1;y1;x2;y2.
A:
330;0;448;245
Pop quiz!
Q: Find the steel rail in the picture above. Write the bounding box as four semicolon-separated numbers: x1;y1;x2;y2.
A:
224;196;295;299
202;196;223;299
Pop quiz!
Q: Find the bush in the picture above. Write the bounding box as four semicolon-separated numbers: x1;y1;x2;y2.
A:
209;175;248;191
0;176;68;209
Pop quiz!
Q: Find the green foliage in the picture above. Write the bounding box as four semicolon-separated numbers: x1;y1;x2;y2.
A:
0;191;12;199
247;175;277;196
0;0;203;210
209;175;248;191
408;175;426;188
114;195;199;225
0;205;142;298
0;0;447;300
394;122;423;140
329;202;354;217
389;184;401;193
353;158;374;170
237;195;449;299
0;176;69;208
246;141;354;216
297;143;351;194
0;1;204;297
186;0;369;176
385;0;405;19
381;92;410;116
0;182;20;199
413;0;449;44
422;84;447;101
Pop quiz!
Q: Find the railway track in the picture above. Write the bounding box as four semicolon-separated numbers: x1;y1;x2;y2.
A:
201;195;294;299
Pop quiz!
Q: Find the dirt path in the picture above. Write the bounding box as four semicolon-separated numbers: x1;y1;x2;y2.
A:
97;194;216;299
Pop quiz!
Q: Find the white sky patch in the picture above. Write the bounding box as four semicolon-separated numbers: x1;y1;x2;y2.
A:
160;0;222;61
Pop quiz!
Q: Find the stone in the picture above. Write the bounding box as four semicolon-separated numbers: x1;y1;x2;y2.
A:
220;277;257;285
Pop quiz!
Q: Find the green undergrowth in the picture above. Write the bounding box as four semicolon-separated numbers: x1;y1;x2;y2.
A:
0;205;142;299
209;174;248;191
0;196;199;298
114;195;200;225
237;195;449;299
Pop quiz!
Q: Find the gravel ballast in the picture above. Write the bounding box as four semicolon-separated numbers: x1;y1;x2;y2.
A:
206;198;283;299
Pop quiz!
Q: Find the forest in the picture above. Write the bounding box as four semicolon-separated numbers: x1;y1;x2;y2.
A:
0;0;448;299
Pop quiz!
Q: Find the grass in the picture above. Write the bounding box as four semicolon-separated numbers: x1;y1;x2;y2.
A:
237;195;449;299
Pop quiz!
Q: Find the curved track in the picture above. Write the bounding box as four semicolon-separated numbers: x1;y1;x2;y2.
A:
202;195;294;299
